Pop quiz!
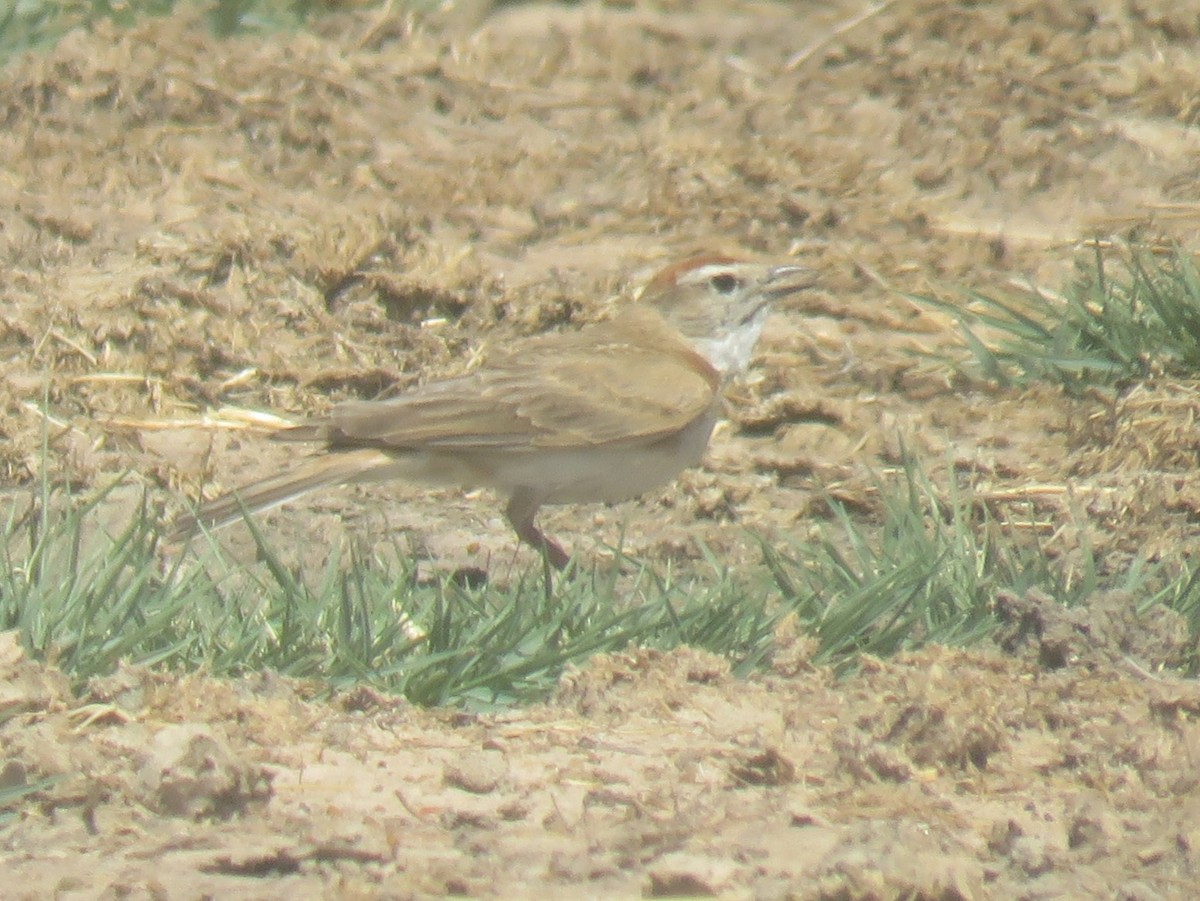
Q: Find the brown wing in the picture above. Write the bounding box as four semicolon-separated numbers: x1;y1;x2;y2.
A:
284;309;718;453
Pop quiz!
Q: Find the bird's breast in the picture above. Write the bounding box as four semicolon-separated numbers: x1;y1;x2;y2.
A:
533;408;719;505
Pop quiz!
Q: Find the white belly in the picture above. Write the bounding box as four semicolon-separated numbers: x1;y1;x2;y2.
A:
540;414;717;505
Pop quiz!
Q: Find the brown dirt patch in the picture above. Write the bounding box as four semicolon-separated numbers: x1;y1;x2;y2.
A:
5;0;1200;896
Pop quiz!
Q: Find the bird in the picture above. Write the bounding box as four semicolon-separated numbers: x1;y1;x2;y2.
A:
168;255;816;569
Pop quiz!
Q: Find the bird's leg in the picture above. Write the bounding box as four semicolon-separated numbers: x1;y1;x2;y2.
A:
505;492;569;597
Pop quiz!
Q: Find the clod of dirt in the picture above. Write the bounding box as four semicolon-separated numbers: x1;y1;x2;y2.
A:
807;822;986;901
1071;381;1200;476
728;747;797;787
86;661;155;713
443;750;508;794
733;390;845;435
555;647;731;718
647;852;739;897
830;648;1013;777
136;723;272;819
0;759;29;792
1064;793;1124;859
992;588;1194;672
769;611;820;677
0;631;72;719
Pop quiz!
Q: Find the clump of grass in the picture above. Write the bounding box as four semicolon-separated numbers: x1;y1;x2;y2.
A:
763;455;1199;670
0;483;210;679
0;0;399;62
913;243;1200;388
2;462;1195;709
0;477;783;707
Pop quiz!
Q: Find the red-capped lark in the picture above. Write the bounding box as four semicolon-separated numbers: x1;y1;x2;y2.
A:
169;256;816;569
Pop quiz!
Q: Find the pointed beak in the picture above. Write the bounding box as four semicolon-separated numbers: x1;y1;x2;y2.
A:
763;264;818;299
737;265;818;325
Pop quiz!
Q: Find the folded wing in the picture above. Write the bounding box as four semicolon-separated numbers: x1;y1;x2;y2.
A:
283;309;720;453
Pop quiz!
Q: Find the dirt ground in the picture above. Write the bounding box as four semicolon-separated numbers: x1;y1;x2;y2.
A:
5;0;1200;896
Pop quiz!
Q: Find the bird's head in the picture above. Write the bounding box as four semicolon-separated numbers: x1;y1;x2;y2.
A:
638;255;817;375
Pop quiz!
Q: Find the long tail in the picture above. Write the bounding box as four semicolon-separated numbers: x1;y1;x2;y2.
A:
167;447;393;543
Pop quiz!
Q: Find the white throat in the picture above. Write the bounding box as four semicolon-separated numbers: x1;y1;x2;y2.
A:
692;311;768;377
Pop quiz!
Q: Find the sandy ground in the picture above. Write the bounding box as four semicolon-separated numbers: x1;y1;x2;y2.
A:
5;0;1200;896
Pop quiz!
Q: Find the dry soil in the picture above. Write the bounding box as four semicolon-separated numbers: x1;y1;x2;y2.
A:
5;1;1200;897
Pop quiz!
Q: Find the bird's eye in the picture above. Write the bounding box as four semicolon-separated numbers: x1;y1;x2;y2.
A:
710;273;741;294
